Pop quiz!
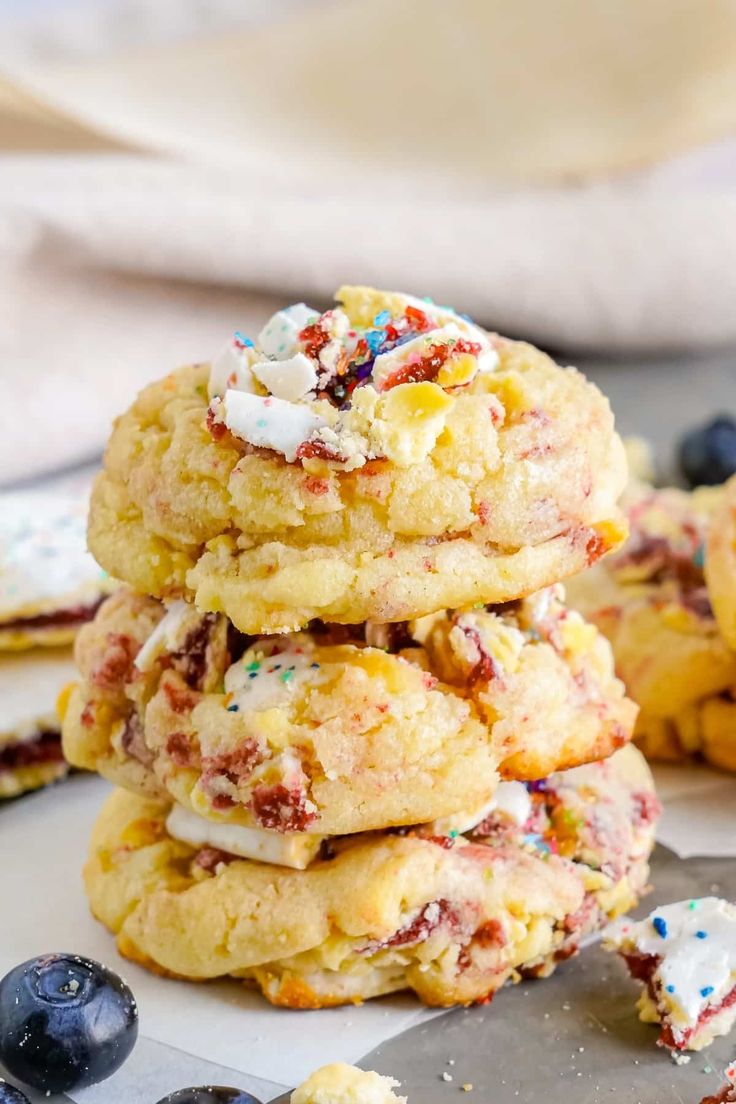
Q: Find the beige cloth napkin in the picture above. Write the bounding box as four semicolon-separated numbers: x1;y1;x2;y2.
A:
2;0;736;483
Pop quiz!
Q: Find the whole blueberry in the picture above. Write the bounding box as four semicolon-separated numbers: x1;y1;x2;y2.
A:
0;953;138;1093
679;416;736;487
155;1090;263;1104
0;1084;30;1104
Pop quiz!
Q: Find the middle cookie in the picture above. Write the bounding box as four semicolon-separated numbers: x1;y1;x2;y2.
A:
62;586;635;837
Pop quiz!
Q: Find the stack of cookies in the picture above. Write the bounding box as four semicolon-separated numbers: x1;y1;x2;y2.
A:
62;286;660;1008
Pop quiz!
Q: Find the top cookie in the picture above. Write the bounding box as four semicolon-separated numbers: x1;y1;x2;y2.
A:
89;287;627;633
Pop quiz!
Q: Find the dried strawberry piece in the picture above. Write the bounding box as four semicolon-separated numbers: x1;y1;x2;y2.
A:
165;732;193;767
162;675;200;715
295;439;346;463
632;790;663;828
380;338;481;391
360;899;459;955
92;632;140;690
194;847;236;873
201;740;263;790
206;405;227;440
250;782;317;832
455;621;501;685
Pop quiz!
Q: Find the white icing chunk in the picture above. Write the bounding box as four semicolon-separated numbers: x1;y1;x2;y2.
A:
134;600;190;672
252;352;318;401
208;339;258;398
0;489;106;618
257;303;319;360
428;779;531;836
166;804;324;869
219;390;326;462
224;643;325;712
610;898;736;1029
402;292;491;348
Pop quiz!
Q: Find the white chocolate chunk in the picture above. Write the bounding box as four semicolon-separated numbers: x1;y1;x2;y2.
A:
258;303;319;360
134;600;190;672
252;352;318;401
208;339;258;398
292;1063;407;1104
429;780;531;836
219;389;326;462
166;804;324;869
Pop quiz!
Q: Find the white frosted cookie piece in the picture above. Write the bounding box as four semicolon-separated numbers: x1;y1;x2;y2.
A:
608;897;736;1051
258;304;320;360
166;804;324;869
215;390;326;463
292;1063;407;1104
134;600;193;672
0;491;108;625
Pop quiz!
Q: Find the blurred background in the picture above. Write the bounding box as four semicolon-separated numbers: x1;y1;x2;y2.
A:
1;0;735;485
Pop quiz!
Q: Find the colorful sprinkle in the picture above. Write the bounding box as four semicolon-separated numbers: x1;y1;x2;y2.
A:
652;916;668;938
226;704;239;712
693;544;705;568
234;331;254;348
700;986;714;998
373;310;391;326
689;900;699;910
695;930;708;939
666;985;676;993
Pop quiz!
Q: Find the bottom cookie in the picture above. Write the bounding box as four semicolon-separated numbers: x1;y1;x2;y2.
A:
85;745;658;1009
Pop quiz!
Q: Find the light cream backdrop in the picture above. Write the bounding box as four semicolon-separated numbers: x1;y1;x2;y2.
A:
1;0;736;481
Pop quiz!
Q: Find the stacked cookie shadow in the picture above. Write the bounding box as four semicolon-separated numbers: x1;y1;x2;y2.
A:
0;488;111;800
62;286;660;1008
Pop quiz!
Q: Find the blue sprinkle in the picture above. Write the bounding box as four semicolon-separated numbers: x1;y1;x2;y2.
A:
701;986;714;998
310;662;320;669
373;310;391;326
693;544;705;568
234;331;254;347
666;985;676;993
652;916;668;938
695;931;708;939
256;418;268;428
248;672;258;679
226;704;239;712
365;329;384;355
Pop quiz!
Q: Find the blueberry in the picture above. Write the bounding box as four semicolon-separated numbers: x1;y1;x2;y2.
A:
0;953;138;1093
0;1084;30;1104
679;416;736;487
155;1090;263;1104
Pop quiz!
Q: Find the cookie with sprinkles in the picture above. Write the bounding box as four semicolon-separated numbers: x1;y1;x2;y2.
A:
83;744;656;1008
607;898;736;1052
61;584;636;840
87;285;627;633
0;489;113;650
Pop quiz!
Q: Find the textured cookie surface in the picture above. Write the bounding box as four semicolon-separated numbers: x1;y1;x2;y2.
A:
63;586;635;834
291;1064;406;1104
88;287;627;632
567;481;736;769
84;745;658;1008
